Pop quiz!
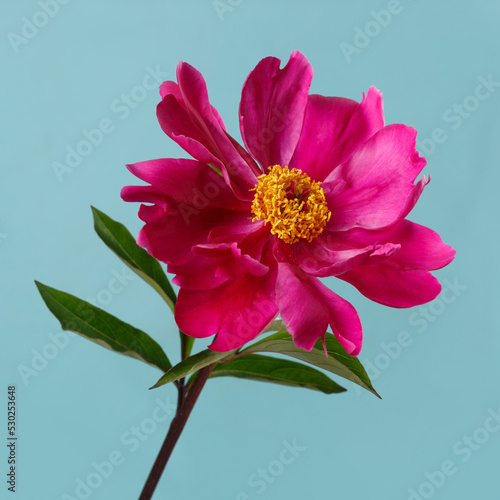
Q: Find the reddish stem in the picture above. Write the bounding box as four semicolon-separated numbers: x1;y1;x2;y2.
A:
138;364;215;500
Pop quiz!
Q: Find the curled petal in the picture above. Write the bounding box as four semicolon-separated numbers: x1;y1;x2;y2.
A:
344;220;456;271
293;231;400;277
125;158;248;210
157;62;260;200
121;185;167;209
338;220;456;307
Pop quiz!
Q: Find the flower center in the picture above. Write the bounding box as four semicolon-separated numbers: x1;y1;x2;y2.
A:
251;165;331;245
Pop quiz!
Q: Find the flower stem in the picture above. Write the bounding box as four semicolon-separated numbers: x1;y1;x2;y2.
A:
139;364;215;500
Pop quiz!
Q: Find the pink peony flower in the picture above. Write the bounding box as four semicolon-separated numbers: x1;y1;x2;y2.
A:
121;51;455;356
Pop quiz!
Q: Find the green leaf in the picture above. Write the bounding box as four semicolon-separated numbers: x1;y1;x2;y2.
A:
181;332;195;360
151;348;236;389
241;331;380;398
263;319;286;333
91;207;176;313
210;354;346;394
36;281;172;373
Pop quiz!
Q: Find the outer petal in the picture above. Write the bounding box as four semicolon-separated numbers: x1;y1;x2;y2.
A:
342;220;456;271
290;87;384;181
125;158;248;210
159;80;226;130
121;159;252;265
175;244;278;352
338;220;456;307
293;232;400;277
157;62;260;201
340;266;441;309
120;185;167;208
239;51;313;170
323;124;427;231
274;242;363;355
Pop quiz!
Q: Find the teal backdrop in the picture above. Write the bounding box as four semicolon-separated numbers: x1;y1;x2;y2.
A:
2;1;499;499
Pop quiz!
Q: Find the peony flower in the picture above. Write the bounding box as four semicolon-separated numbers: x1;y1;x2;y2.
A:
121;51;455;356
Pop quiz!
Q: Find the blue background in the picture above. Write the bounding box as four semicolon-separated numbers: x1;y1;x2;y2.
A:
2;1;499;499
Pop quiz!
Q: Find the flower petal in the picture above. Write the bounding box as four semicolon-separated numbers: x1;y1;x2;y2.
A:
120;185;167;209
340;266;441;308
208;218;265;244
194;242;269;277
175;248;278;352
274;242;363;355
293;231;400;277
323;124;427;231
290;86;384;181
344;220;456;271
121;159;252;265
159;79;227;131
338;221;455;307
168;241;269;290
168;254;229;290
125;158;247;210
157;62;260;200
239;51;313;170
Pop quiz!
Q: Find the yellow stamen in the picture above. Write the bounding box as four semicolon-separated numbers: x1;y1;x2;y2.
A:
251;165;331;245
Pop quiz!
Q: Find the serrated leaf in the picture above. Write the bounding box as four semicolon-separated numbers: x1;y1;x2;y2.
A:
241;331;380;398
91;207;176;313
210;354;346;394
151;348;236;389
36;281;172;372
